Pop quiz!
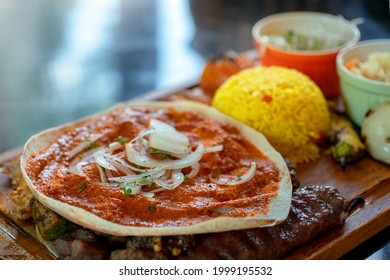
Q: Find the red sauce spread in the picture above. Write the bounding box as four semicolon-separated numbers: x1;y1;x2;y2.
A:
25;106;280;227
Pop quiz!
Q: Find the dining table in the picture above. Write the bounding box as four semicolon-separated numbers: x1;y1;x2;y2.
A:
0;0;389;260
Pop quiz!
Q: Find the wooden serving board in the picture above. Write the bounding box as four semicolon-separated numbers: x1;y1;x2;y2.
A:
1;77;389;260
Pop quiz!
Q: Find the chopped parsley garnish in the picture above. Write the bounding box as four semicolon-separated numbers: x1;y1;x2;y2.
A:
236;174;242;180
184;175;189;181
122;188;132;196
117;138;128;145
126;180;137;186
147;205;155;212
162;153;172;160
84;139;99;151
77;182;87;194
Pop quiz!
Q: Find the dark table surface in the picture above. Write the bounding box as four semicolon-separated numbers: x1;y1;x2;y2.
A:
0;0;389;260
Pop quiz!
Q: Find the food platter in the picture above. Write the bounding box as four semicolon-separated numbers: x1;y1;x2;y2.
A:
0;50;389;260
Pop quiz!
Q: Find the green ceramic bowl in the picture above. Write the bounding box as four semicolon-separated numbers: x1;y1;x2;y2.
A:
336;39;390;126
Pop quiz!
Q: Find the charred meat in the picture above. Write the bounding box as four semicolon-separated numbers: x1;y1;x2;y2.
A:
110;185;346;260
180;185;346;259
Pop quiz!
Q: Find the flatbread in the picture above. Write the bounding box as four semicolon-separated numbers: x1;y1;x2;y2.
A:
20;101;292;236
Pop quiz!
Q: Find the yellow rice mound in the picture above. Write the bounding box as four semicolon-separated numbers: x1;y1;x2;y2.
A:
212;66;330;164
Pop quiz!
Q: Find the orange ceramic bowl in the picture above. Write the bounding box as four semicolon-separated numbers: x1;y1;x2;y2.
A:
252;12;360;99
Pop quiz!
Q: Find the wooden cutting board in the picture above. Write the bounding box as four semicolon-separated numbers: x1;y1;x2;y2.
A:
1;82;389;260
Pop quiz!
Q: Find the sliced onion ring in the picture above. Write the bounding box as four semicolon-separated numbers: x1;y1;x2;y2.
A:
108;168;165;183
126;142;205;169
185;163;199;180
204;144;223;153
65;117;256;200
210;162;257;186
94;150;118;172
67;133;102;159
154;171;185;190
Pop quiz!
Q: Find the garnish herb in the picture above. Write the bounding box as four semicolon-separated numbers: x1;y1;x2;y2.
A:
162;153;172;160
122;188;132;196
236;174;242;181
117;138;128;145
126;180;137;186
77;182;87;194
84;139;99;151
148;205;155;212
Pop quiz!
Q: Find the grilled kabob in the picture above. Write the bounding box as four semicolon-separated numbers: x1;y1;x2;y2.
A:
328;107;365;171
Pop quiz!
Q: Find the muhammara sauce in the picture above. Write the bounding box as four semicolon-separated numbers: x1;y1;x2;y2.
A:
25;106;280;228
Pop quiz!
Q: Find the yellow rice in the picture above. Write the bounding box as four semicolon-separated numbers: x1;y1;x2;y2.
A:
212;66;330;164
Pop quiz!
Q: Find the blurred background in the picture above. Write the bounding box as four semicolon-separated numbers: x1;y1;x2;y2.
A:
0;0;389;259
0;0;389;152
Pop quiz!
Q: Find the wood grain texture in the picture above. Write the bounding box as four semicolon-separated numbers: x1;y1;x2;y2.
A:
284;149;390;259
0;211;53;260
